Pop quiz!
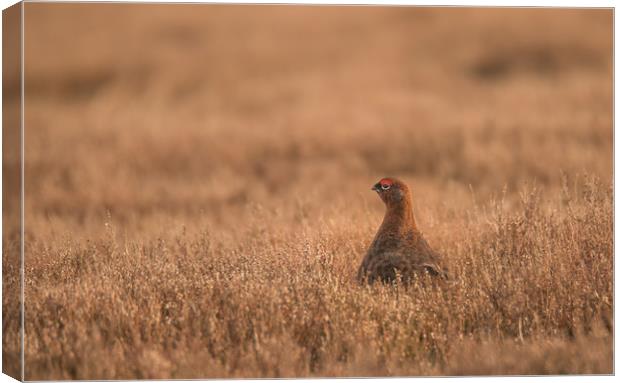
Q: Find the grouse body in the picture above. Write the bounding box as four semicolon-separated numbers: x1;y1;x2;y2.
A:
357;177;447;284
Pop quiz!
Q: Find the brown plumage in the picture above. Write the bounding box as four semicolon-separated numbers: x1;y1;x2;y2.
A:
357;177;447;285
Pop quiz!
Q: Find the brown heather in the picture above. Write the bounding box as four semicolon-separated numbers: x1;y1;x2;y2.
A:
2;4;613;379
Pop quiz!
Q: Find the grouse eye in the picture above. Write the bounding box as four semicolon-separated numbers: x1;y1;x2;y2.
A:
381;184;391;190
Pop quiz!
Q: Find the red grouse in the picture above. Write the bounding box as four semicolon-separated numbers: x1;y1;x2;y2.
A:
357;177;447;284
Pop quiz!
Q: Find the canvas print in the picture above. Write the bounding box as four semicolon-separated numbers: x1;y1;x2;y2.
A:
1;2;613;380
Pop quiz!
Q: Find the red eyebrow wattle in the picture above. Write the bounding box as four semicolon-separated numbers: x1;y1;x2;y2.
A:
379;178;394;186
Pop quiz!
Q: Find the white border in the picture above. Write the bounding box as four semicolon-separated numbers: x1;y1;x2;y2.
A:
0;1;616;383
7;0;620;7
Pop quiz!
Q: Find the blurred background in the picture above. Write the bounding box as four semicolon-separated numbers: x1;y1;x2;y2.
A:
21;4;612;236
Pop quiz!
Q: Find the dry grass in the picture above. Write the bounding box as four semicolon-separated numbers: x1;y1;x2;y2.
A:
2;4;613;379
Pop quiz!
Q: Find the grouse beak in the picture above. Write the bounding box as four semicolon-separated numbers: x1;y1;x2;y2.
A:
371;183;381;192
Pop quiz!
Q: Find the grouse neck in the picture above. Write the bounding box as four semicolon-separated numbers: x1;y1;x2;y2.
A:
383;199;418;232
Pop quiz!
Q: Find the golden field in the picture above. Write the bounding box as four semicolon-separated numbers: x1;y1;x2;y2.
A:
2;4;613;379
